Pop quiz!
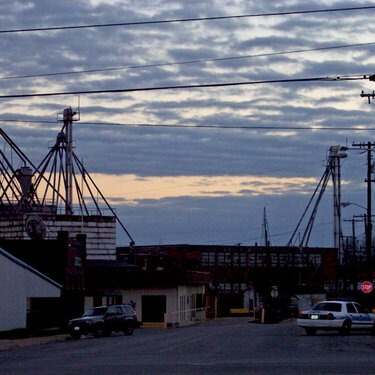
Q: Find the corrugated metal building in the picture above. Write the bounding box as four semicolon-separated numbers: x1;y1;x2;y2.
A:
0;247;61;331
0;215;116;260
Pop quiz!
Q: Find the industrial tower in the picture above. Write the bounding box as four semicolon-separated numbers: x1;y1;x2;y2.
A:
287;145;347;260
0;108;134;259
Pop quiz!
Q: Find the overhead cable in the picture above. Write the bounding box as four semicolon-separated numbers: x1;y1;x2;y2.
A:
0;6;374;34
0;75;368;99
1;119;375;132
2;42;375;81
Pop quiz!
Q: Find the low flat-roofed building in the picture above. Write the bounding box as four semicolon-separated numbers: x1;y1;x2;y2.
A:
117;244;338;316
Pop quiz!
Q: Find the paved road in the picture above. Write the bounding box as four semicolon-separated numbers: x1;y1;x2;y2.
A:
1;318;375;374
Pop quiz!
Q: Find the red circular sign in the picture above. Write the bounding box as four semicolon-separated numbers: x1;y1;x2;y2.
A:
361;281;373;293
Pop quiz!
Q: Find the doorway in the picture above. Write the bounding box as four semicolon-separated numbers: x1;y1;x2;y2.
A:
142;295;166;322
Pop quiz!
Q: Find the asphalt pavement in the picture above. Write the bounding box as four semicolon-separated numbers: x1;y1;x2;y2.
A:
0;333;70;351
2;318;375;375
0;317;246;351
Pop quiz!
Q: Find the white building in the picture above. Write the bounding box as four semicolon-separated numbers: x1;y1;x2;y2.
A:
0;247;62;331
84;284;206;327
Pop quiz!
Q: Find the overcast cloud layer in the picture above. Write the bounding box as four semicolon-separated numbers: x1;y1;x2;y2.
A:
1;0;375;247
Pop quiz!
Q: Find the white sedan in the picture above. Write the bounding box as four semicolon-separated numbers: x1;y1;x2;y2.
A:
297;300;375;335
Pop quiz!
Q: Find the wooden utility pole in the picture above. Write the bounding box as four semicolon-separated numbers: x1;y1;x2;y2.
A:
352;142;375;279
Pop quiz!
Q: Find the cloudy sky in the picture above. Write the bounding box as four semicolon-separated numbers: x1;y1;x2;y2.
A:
1;0;375;247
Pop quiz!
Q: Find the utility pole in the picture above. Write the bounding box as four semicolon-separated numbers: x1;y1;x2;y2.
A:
344;217;363;291
352;142;375;279
343;217;361;259
352;218;357;256
360;74;375;103
261;207;270;247
360;90;375;104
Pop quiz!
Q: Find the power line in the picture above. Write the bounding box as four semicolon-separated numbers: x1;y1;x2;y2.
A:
2;41;375;81
213;221;334;246
1;118;375;132
79;123;375;131
0;6;374;34
0;75;368;99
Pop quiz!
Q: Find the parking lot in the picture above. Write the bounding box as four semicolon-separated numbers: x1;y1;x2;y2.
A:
1;318;375;374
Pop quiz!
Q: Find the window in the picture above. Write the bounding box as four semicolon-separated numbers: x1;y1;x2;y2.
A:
202;252;216;266
217;253;225;266
225;253;231;264
354;303;366;313
73;257;82;267
115;306;123;314
106;296;115;306
346;303;356;313
202;253;208;266
115;295;123;305
123;305;135;314
248;253;255;266
240;253;247;266
83;307;107;317
107;306;116;315
312;302;342;312
196;294;204;309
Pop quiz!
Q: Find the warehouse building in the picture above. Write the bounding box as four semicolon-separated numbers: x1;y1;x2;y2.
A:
0;247;61;331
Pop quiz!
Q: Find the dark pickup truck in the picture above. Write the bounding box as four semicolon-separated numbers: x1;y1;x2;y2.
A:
68;304;141;339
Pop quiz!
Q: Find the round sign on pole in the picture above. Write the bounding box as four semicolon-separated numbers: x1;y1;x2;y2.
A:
361;281;373;294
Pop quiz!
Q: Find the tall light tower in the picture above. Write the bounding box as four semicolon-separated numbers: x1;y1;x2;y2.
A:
287;145;347;259
62;107;78;215
329;146;347;255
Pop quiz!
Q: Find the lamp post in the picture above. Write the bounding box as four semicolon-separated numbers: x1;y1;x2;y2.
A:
341;202;367;211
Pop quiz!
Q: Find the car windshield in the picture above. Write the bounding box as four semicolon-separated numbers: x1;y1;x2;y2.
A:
83;307;107;317
312;302;342;312
123;305;135;314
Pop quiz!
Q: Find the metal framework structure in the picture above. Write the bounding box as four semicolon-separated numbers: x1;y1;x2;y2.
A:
287;146;347;256
0;127;58;215
0;108;134;245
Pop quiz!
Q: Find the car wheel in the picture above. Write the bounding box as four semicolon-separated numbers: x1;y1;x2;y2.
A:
305;328;316;336
123;325;134;336
93;325;104;337
103;329;112;337
71;332;81;340
339;320;351;335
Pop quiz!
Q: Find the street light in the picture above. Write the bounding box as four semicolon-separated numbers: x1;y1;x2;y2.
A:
341;202;367;210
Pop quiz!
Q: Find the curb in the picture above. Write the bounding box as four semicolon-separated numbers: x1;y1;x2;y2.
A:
0;334;69;351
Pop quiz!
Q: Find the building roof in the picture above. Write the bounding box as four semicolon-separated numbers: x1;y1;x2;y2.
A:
0;247;62;289
86;259;138;269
